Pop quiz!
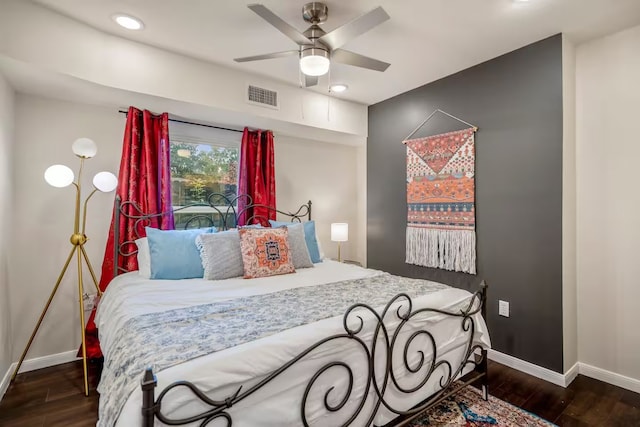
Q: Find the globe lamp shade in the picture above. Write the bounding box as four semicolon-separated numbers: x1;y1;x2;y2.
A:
72;138;98;158
93;171;118;192
44;164;75;188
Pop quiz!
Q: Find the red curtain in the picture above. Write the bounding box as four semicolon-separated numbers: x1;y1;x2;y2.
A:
237;128;276;226
83;107;174;359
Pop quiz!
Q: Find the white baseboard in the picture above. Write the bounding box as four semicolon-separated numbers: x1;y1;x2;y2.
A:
488;349;569;387
0;350;79;402
564;362;580;387
0;364;12;402
579;362;640;394
488;350;640;393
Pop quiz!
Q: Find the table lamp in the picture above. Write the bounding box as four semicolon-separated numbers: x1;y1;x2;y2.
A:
331;223;348;262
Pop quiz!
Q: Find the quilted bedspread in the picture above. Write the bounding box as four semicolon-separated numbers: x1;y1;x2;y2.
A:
97;272;453;426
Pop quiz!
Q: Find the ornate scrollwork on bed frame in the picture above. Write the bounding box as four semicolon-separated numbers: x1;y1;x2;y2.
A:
113;193;312;276
140;286;488;427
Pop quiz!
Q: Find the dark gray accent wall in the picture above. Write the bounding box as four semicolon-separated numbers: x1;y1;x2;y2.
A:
367;35;564;372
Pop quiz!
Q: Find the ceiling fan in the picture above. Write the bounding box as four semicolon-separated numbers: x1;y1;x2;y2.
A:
234;2;391;87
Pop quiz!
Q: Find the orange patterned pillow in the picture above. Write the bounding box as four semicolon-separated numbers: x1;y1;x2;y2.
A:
238;227;296;279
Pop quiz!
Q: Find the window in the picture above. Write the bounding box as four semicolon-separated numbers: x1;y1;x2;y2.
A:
170;142;238;204
169;122;240;228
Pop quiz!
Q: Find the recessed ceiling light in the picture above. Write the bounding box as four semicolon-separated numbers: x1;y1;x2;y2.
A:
112;14;144;30
330;84;348;93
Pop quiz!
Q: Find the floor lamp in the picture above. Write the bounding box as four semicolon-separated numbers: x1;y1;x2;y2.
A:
10;138;118;396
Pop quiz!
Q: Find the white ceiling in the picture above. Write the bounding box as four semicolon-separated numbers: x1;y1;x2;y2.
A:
27;0;640;105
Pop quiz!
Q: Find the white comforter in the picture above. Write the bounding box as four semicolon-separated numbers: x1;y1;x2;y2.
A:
96;260;490;426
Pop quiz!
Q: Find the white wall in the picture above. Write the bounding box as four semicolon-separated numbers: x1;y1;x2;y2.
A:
576;24;640;383
355;145;367;266
0;73;15;394
562;36;578;373
8;93;364;361
275;136;362;264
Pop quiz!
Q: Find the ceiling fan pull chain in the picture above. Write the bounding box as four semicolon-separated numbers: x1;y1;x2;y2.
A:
327;66;331;122
300;72;306;121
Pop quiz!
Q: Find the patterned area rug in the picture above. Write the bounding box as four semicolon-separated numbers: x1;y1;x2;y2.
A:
409;387;557;426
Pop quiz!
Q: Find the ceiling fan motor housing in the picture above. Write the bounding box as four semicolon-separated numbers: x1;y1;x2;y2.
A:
303;24;327;41
302;24;329;55
301;9;330;62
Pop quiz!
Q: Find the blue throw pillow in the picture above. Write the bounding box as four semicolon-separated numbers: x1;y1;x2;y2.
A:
146;227;216;279
269;220;321;263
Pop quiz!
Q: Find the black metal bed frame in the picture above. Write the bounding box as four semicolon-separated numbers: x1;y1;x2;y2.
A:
110;193;488;426
113;193;311;276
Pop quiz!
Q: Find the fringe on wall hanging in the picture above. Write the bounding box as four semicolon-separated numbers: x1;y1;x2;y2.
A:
403;109;478;274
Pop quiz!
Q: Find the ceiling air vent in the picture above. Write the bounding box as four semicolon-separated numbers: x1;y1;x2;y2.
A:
246;84;279;110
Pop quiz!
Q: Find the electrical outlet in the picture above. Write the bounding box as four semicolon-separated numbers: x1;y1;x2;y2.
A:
498;300;510;317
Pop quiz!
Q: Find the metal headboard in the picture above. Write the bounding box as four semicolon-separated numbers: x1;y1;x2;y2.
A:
113;193;312;276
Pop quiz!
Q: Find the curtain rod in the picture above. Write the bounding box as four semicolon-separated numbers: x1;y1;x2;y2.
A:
117;110;244;133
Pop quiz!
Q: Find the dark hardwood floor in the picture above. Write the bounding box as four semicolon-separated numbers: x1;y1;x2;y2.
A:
0;359;101;427
0;360;639;426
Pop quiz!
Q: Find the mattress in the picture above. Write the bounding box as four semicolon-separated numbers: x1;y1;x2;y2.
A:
96;260;491;426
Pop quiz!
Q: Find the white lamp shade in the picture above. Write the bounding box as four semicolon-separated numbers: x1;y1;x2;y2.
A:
300;55;330;77
44;164;74;188
331;223;349;242
72;137;97;158
93;171;118;192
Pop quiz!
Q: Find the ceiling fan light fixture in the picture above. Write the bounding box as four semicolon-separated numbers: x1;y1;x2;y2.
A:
300;48;330;76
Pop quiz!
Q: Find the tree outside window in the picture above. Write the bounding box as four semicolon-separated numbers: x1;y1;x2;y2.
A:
170;141;239;228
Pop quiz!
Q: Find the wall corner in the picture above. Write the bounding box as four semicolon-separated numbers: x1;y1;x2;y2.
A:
561;34;578;373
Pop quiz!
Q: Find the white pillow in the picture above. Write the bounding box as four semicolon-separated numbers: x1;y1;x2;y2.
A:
135;237;151;278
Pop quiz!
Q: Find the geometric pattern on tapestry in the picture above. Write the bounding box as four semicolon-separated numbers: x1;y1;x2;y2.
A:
407;148;436;179
405;128;477;274
439;136;474;177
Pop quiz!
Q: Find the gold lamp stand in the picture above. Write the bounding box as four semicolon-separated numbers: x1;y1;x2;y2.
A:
10;138;117;396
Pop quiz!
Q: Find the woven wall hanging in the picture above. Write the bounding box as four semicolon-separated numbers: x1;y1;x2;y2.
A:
403;109;478;274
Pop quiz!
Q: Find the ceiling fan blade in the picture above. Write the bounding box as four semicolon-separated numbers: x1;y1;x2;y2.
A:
234;50;299;63
331;49;390;72
248;4;311;46
319;7;389;50
304;74;318;88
